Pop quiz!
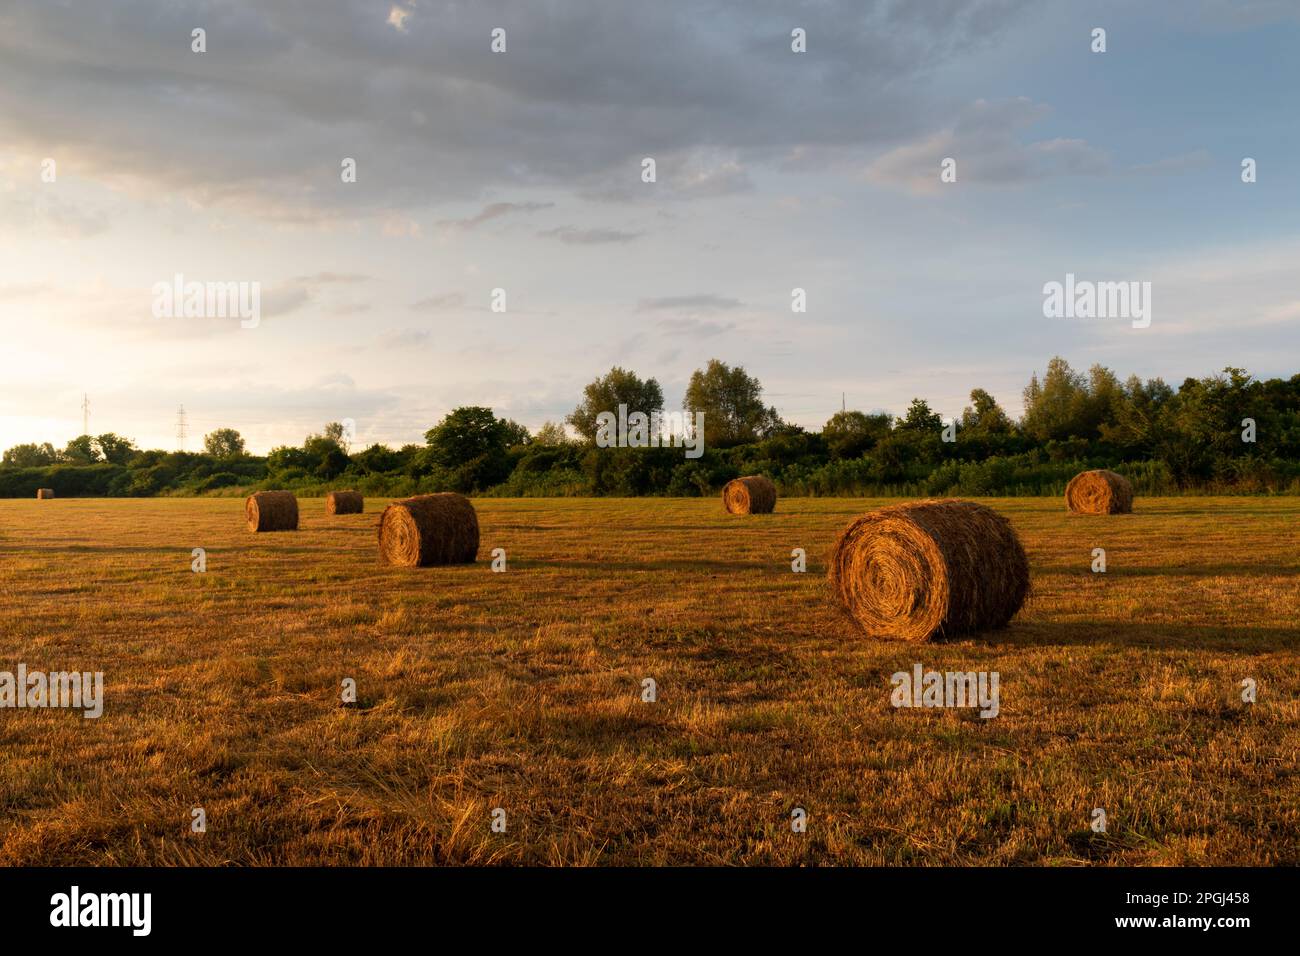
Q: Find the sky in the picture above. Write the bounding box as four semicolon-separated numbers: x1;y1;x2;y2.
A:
1;0;1298;454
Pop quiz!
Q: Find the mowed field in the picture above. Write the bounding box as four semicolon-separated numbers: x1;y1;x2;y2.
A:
1;496;1297;866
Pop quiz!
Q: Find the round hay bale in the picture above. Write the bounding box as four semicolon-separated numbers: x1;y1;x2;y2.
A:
35;488;55;500
245;491;299;532
828;498;1030;642
1064;469;1133;515
722;475;776;514
325;490;364;515
378;493;479;567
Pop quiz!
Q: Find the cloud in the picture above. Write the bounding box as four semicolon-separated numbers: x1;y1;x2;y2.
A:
260;283;313;318
0;191;111;238
1130;149;1213;175
538;226;640;244
438;201;554;231
581;151;754;203
865;98;1111;195
386;5;412;33
0;0;1034;220
410;292;465;313
292;272;372;285
655;317;735;338
378;328;431;349
637;294;744;312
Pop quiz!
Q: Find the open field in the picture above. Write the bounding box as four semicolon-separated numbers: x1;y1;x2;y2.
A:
1;496;1297;865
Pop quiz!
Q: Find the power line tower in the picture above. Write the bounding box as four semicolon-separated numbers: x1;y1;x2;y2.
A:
176;404;188;451
82;394;90;436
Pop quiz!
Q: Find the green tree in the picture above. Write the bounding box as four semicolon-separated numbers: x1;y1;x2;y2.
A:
959;389;1012;434
897;398;943;432
2;442;60;467
532;421;572;445
63;435;100;464
424;407;514;465
1021;357;1087;441
352;443;403;473
683;359;781;448
421;407;517;491
1100;375;1173;458
93;433;137;465
567;367;664;442
500;418;531;448
823;410;892;459
203;428;246;459
322;421;354;453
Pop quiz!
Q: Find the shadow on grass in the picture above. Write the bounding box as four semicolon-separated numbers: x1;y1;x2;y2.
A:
1033;564;1300;577
989;621;1300;653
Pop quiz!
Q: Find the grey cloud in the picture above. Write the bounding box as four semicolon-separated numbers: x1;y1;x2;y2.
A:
379;328;431;348
261;283;313;318
0;0;1034;219
538;226;641;244
1;192;111;238
638;294;745;312
656;317;735;338
410;292;465;312
293;272;372;284
438;201;554;231
865;97;1111;194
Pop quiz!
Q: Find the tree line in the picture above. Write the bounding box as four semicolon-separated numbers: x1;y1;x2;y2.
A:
2;356;1298;498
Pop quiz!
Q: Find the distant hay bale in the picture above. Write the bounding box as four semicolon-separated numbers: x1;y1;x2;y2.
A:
35;488;55;500
245;491;299;532
828;498;1030;643
722;475;777;514
1065;469;1134;515
377;493;479;567
325;490;364;515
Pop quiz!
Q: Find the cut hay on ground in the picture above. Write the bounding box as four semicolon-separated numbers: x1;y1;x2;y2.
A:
325;490;364;515
377;493;479;567
722;475;777;514
35;488;55;499
1065;469;1134;515
245;491;299;532
828;498;1030;642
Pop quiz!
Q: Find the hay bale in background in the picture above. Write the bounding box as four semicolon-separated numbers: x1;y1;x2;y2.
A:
35;488;55;499
722;475;777;514
378;493;479;567
325;490;364;515
828;498;1029;642
1065;469;1134;515
245;491;299;532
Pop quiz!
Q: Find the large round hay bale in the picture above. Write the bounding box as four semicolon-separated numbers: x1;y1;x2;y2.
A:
245;491;299;532
377;493;479;567
325;490;364;515
828;498;1029;642
722;475;776;514
35;488;55;499
1065;469;1133;515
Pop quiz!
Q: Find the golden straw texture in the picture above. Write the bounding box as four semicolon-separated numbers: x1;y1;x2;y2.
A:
377;493;480;567
1065;469;1134;515
722;475;777;514
245;491;299;532
325;490;364;515
828;498;1030;642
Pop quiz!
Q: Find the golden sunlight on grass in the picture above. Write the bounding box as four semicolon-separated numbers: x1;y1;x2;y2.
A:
0;496;1296;865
